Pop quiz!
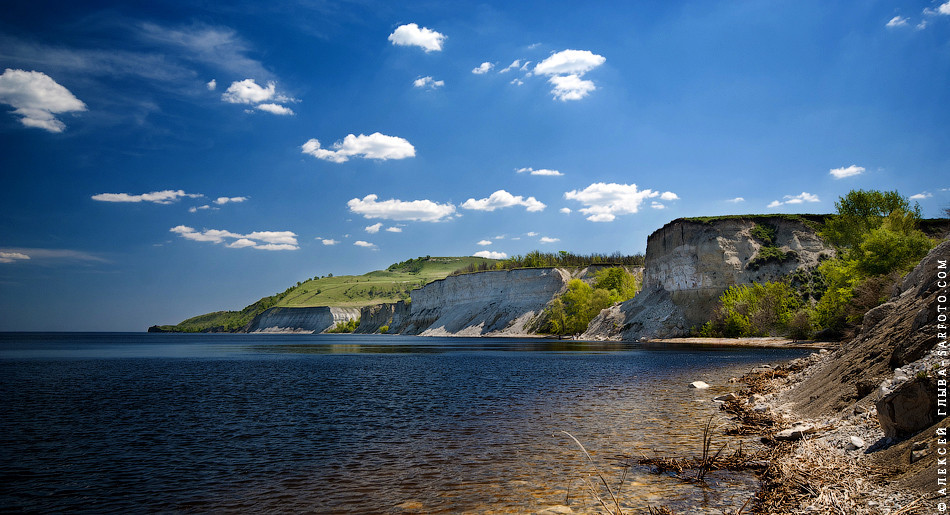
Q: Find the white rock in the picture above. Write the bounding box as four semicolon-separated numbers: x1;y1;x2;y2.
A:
714;393;738;402
689;381;711;389
848;436;866;450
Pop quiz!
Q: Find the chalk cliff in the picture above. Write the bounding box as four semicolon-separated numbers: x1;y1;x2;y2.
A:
245;306;361;333
386;267;571;336
585;216;834;340
355;301;409;334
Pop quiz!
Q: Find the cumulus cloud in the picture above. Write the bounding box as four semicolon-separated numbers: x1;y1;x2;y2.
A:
472;62;494;74
319;238;339;245
354;240;377;249
213;196;248;205
474;250;507;259
302;133;415;163
560;207;571;214
365;222;383;233
206;79;217;90
0;251;30;264
347;194;456;222
650;202;666;209
170;225;298;250
477;240;493;246
909;192;933;200
255;103;294;115
540;236;560;243
516;167;563;176
535;50;606;76
500;60;529;73
767;192;820;208
413;76;444;89
887;16;909;27
189;205;214;213
92;190;203;204
660;192;679;201
388;23;446;52
221;78;294;115
533;50;605;101
526;232;539;237
564;183;677;222
0;68;87;132
547;74;596;101
829;164;865;179
727;197;745;203
460;190;546;212
385;226;402;233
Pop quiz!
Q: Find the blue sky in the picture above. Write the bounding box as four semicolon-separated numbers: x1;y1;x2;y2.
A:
1;0;948;331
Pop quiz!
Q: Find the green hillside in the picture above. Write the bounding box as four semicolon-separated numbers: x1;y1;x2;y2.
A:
150;256;496;332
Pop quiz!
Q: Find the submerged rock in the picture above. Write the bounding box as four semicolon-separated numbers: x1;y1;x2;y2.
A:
689;381;711;389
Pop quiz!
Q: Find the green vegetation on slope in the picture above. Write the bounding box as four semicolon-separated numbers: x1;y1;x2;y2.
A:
537;267;642;337
153;256;496;332
699;189;940;340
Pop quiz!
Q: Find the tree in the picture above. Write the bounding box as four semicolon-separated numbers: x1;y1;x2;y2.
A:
821;189;919;250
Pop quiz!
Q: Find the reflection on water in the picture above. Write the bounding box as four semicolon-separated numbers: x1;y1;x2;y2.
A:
0;333;807;513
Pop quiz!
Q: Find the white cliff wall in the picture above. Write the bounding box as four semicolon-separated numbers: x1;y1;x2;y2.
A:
245;306;361;333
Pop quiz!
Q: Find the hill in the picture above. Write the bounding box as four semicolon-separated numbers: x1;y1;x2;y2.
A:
150;256;496;332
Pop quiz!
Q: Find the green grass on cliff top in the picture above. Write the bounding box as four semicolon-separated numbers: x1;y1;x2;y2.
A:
154;256;495;332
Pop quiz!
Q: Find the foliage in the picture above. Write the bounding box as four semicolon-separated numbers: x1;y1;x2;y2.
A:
699;282;805;338
379;325;389;334
821;189;920;250
327;318;360;333
851;210;933;276
750;223;776;246
452;250;644;275
537;268;641;336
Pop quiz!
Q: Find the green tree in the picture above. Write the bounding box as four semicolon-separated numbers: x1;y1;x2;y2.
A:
592;267;641;301
821;189;920;250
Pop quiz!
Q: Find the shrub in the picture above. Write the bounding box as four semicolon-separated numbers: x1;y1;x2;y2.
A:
704;282;804;337
379;325;389;333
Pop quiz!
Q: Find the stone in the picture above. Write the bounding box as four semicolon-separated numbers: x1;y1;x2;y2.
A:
714;393;738;402
847;436;865;450
913;441;930;452
911;449;929;463
775;423;817;441
875;377;939;440
689;381;711;389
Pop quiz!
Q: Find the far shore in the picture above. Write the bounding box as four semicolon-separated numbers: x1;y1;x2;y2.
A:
642;336;837;350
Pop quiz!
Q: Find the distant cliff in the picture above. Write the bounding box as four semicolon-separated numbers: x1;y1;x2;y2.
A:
245;306;360;334
585;215;834;340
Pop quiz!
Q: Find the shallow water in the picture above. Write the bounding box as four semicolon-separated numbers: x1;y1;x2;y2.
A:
0;333;807;513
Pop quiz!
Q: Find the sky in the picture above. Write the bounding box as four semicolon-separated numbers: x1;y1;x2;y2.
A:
1;0;948;331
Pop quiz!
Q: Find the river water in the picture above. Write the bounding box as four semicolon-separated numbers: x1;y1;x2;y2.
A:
0;333;808;513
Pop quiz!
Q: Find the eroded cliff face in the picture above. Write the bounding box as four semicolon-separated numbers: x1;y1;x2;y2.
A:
245;306;360;333
587;216;834;340
396;267;571;336
355;301;409;334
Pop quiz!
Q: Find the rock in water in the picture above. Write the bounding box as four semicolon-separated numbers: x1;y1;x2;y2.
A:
689;381;711;389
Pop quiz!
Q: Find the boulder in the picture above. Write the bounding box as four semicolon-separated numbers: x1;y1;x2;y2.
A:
875;377;939;440
714;393;739;402
689;381;711;389
775;422;817;441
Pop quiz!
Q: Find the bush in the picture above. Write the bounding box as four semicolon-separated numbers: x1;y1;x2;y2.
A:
703;282;804;337
379;325;389;333
327;318;360;333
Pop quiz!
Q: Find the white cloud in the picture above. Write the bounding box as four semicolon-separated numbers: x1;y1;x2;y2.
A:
365;222;383;233
461;190;546;212
214;196;248;205
493;235;505;240
189;205;214;213
560;207;571;214
302;133;415;163
255;103;294;115
727;197;745;203
222;79;281;104
474;250;507;259
388;23;446;52
660;191;679;201
413;76;444;89
540;236;560;243
0;69;86;132
525;232;539;237
477;240;493;246
650;202;666;209
206;79;217;90
385;226;402;233
887;16;909;27
320;238;339;245
768;192;821;208
564;183;677;222
533;50;606;101
829;164;865;179
938;1;950;15
92;190;202;204
510;78;524;86
354;240;377;249
516;167;563;176
472;62;494;74
547;74;596;101
500;60;521;73
917;20;929;30
535;50;606;76
0;251;30;264
347;194;456;222
909;192;933;200
170;225;298;250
